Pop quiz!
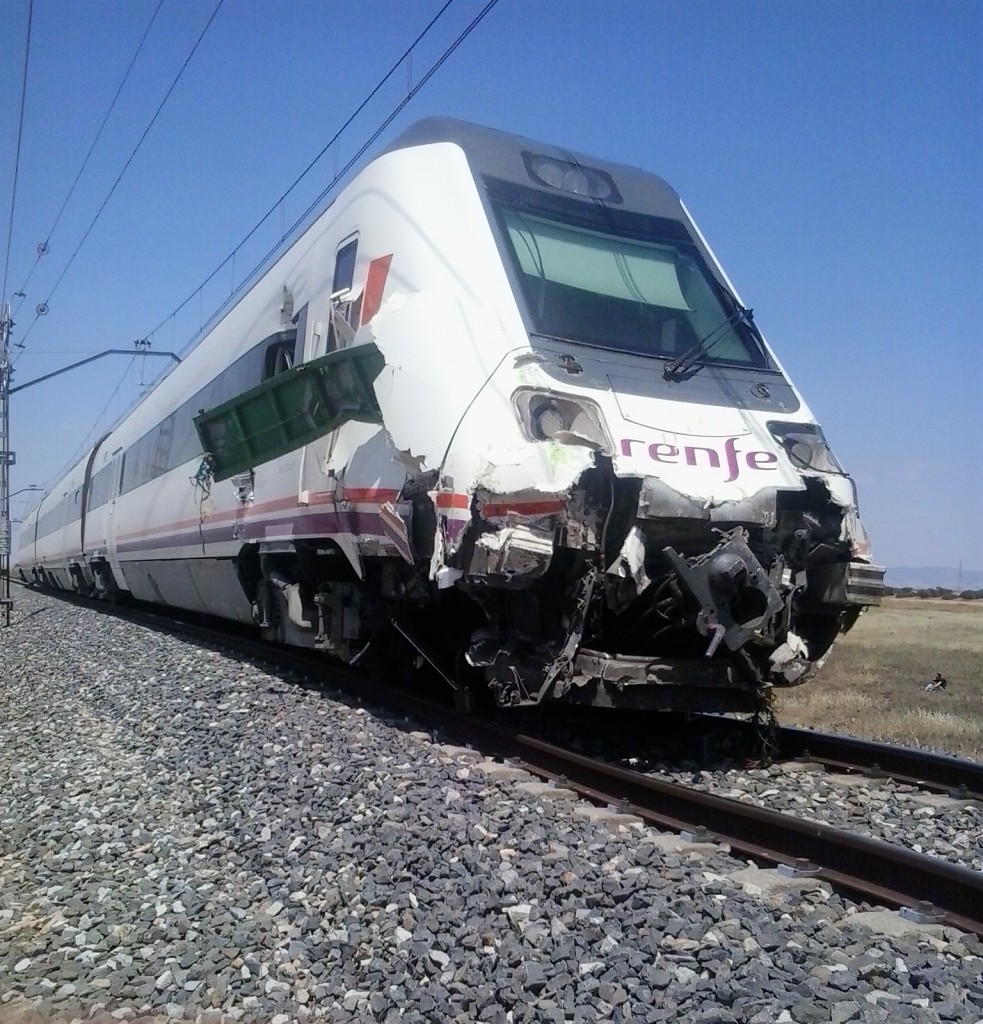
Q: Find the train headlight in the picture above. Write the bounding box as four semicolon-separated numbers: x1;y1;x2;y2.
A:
767;421;844;475
513;390;613;452
534;403;566;439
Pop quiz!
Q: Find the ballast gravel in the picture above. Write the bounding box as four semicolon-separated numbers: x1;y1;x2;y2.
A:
1;590;982;1024
637;764;983;873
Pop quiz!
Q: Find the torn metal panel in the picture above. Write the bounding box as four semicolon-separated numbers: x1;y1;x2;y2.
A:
563;650;757;713
605;525;651;610
769;631;811;685
194;343;385;482
318;421;383;478
379;501;414;565
638;475;780;527
367;293;516;473
473;486;567;520
471;522;555;578
329;426;407;499
819;471;858;510
838;501;874;558
465;438;595;498
562;488;603;551
327;532;365;581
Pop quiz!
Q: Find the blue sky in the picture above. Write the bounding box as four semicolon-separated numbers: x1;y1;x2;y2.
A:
1;0;980;575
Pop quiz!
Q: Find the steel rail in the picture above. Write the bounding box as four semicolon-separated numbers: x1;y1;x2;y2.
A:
709;715;983;796
15;584;983;936
774;723;983;796
494;734;983;936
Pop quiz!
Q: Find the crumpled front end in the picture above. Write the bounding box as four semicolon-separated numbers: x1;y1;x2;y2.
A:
442;423;883;712
314;293;884;713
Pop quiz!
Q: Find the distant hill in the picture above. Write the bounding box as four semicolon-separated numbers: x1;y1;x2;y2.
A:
885;566;983;590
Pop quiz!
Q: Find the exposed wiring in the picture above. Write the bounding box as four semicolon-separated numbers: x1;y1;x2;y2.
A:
1;0;34;308
11;0;165;319
192;455;215;552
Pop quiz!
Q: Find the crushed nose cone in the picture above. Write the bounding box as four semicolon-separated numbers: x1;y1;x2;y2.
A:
664;528;783;654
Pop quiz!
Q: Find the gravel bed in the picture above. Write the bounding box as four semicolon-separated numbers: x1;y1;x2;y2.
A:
628;760;983;874
1;589;983;1024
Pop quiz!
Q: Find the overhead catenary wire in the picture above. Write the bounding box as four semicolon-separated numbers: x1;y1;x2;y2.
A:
222;0;503;333
1;0;35;311
11;0;165;319
16;0;226;355
21;0;502;493
55;356;136;487
144;0;460;344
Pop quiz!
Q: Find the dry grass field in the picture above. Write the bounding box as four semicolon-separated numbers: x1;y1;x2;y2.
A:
776;597;983;762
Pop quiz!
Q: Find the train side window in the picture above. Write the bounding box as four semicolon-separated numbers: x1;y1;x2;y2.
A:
327;238;358;352
333;239;357;295
150;415;175;480
263;331;299;380
87;464;113;512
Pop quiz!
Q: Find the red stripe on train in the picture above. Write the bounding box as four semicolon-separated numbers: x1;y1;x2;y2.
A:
358;254;393;327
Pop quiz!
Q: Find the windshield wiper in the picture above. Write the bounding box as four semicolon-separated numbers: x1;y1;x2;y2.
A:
663;305;755;382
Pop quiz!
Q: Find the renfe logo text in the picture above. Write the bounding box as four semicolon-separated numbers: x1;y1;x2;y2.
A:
620;435;778;484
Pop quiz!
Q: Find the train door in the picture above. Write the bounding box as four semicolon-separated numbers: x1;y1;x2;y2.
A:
298;234;360;497
299;235;358;366
76;441;104;589
104;449;129;594
295;234;366;576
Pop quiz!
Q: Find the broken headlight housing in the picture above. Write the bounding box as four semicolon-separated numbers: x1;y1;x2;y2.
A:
767;421;845;475
513;389;613;452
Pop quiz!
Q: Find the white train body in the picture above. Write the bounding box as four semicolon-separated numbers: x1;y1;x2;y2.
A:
17;120;883;711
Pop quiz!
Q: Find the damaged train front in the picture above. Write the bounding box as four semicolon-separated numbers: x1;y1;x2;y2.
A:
439;350;884;713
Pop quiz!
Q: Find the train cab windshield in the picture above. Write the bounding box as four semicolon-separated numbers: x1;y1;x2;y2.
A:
488;180;767;368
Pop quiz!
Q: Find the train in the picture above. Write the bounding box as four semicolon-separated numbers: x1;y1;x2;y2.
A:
15;118;884;713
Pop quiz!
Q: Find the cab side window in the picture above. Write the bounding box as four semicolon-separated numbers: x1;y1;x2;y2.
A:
263;335;296;379
327;238;358;352
333;239;357;296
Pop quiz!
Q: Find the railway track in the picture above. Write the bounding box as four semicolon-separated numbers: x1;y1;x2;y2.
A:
709;715;983;798
14;583;983;936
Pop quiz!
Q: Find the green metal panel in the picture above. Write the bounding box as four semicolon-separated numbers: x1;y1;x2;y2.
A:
194;343;385;482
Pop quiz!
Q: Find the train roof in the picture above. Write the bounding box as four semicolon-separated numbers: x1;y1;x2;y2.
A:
383;117;684;220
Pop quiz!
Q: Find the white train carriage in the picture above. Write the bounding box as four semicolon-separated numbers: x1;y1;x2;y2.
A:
25;453;95;590
16;500;40;584
16;119;883;712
